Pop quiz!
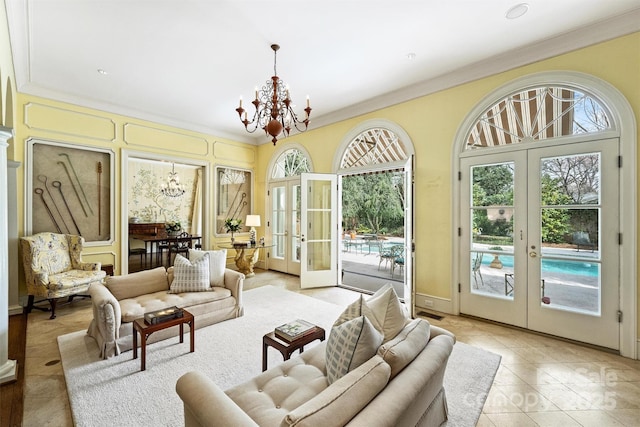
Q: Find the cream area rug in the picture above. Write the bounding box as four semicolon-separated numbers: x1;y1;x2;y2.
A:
58;285;500;427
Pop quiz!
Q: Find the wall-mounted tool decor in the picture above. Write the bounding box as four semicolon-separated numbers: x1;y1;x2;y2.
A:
27;139;115;244
215;166;252;236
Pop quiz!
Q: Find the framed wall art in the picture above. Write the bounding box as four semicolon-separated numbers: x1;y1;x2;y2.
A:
26;139;115;245
215;166;252;236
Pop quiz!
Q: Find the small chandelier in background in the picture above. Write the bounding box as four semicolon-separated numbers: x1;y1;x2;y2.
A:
236;44;312;145
160;163;186;198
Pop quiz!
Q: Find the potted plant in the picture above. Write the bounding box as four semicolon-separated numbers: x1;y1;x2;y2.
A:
165;220;182;236
224;218;242;243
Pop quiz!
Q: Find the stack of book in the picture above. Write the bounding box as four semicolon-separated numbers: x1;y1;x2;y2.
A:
274;319;317;342
144;306;184;325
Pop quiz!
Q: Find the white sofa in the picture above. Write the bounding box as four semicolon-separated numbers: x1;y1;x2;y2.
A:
87;263;244;359
176;285;455;427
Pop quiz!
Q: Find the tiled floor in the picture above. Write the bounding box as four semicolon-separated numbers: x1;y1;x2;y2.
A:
22;270;640;426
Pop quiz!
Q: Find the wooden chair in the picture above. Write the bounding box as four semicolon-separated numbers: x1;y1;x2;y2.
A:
167;232;192;267
128;237;147;269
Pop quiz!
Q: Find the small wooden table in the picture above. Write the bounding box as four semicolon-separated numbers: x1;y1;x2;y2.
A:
262;326;325;371
132;309;195;371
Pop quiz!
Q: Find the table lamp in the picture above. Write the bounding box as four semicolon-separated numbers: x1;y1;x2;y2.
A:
246;215;261;244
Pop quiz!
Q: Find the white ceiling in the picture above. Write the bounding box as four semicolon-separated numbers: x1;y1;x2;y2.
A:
5;0;640;145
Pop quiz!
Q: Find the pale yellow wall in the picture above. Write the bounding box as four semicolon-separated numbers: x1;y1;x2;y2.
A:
12;94;257;275
257;32;640;314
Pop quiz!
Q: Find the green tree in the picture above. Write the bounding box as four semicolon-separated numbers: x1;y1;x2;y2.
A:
472;164;514;238
342;172;404;234
540;175;572;243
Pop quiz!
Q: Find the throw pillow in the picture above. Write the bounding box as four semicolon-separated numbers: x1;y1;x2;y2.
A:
188;249;226;287
325;315;383;384
366;284;409;341
377;318;430;378
332;294;381;331
169;253;211;293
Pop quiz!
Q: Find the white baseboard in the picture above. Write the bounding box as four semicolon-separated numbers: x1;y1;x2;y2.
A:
8;304;22;316
414;293;453;315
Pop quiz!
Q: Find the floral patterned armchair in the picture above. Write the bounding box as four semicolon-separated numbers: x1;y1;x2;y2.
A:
20;232;106;319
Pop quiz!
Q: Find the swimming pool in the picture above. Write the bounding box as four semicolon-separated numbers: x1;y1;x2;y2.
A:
480;254;598;277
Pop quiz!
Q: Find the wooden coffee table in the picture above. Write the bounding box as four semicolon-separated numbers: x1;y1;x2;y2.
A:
132;309;194;371
262;326;325;371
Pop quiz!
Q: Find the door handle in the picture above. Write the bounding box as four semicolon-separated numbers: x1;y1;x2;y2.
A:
529;251;537;258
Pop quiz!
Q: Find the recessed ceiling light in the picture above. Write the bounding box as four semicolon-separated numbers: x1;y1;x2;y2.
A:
505;3;529;20
406;53;416;60
97;69;108;75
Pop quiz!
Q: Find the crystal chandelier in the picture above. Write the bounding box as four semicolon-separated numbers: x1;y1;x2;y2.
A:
160;163;185;198
235;44;312;145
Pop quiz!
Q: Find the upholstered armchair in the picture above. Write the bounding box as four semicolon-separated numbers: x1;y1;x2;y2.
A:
20;232;106;319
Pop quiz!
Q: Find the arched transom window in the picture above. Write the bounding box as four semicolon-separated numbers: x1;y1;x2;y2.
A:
271;148;311;179
466;85;612;150
340;128;407;169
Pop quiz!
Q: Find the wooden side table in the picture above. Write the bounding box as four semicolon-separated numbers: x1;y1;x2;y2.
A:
262;326;325;371
101;263;114;276
132;309;194;371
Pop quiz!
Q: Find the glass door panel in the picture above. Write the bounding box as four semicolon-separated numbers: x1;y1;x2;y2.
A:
268;181;301;275
527;141;618;349
460;151;527;328
272;186;285;259
469;162;516;299
300;173;338;288
291;184;301;264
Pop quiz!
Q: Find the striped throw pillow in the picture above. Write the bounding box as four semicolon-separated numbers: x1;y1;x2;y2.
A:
325;315;383;384
169;253;211;293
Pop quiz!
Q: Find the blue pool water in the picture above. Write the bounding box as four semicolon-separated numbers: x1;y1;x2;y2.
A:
481;255;598;277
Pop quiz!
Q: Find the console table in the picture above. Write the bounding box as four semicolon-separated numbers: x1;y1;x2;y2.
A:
219;243;273;277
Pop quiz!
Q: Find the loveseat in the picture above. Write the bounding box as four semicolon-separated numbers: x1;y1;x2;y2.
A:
176;285;455;427
88;249;244;359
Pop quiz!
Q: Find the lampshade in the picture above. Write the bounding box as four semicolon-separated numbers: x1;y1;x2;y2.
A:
245;215;261;227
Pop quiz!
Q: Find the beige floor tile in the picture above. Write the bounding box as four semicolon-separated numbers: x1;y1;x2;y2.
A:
493;365;527;386
492;384;560;412
565;409;626;426
503;363;562;385
526;410;583;426
476;413;497;426
605;408;640;426
485;412;539;426
531;383;593;411
482;387;523;414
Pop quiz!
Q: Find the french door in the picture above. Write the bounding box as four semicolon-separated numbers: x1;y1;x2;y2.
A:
268;180;301;275
300;173;338;288
460;139;620;349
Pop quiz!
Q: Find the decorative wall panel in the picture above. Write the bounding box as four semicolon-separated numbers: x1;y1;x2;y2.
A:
24;103;116;142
